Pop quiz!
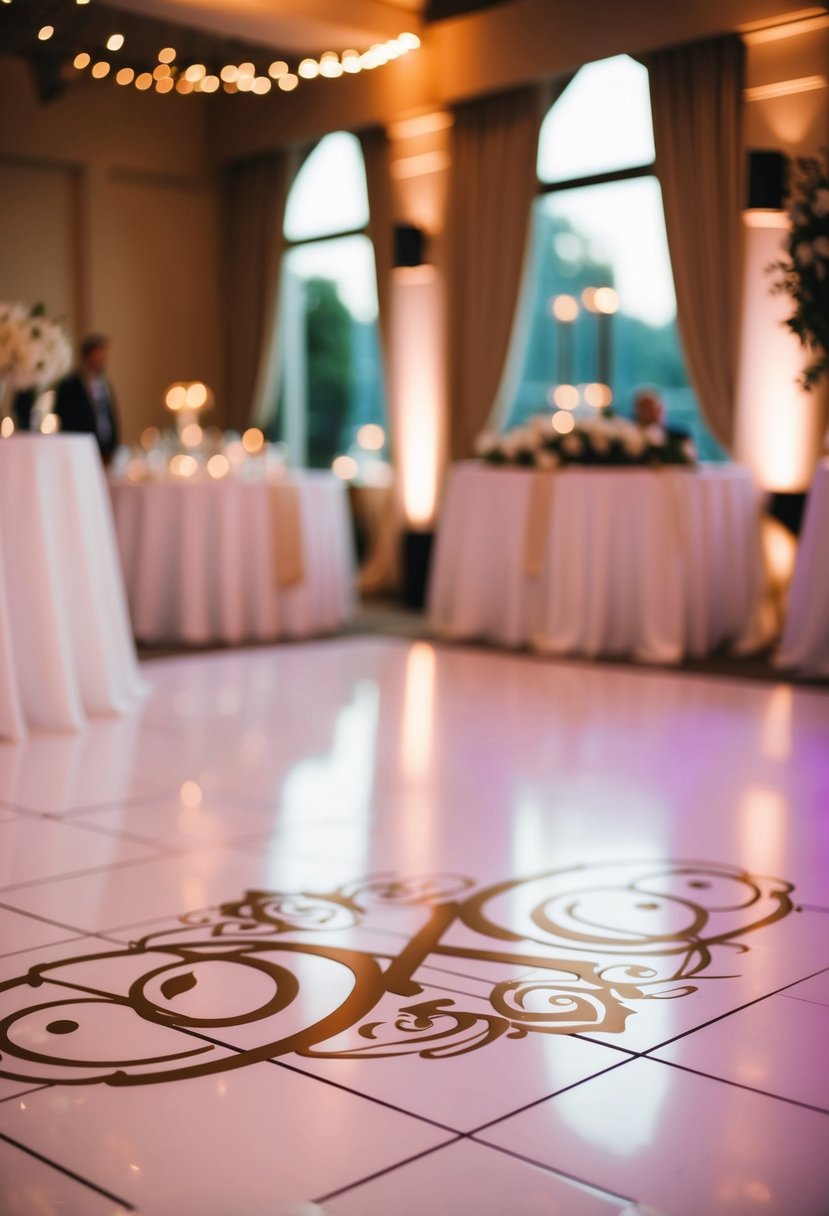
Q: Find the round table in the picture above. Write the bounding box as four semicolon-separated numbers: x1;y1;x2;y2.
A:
777;460;829;677
109;471;356;645
427;462;768;664
0;434;146;739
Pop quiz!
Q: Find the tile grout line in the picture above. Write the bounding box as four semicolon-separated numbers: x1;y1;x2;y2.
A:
638;960;829;1057
312;1138;464;1206
653;1057;829;1118
0;1129;137;1211
466;1137;637;1205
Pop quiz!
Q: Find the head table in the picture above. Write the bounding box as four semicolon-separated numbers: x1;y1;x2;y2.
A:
0;435;146;740
427;461;768;664
108;469;356;645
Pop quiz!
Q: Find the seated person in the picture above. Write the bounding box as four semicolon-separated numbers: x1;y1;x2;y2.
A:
633;387;690;442
55;333;120;462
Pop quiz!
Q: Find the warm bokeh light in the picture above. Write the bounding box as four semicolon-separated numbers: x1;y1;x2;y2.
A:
225;440;246;465
236;76;254;92
278;73;299;92
140;426;160;449
341;50;361;74
581;287;598;312
181;423;203;448
185;382;208;409
238;62;255;78
176;78;194;94
553;384;579;410
551;294;580;322
332;454;358;480
185;64;206;82
135;72;153;91
165;384;187;410
73;52;91;69
158;47;177;64
252;77;271;94
594;286;620;314
153;64;171;80
40;413;60;434
37;25;54;40
242;427;265;455
400;32;421;49
0;417;15;439
319;58;343;78
268;61;288;79
116;67;135;86
155;78;174;94
207;454;230;480
356;423;385;451
179;780;203;808
91;61;111;79
221;65;239;83
106;33;125;51
584;382;613;408
170;454;198;478
200;76;220;93
552;410;576;434
299;59;319;79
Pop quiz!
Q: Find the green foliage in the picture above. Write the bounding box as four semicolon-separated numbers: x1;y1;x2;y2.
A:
304;277;352;468
768;149;829;390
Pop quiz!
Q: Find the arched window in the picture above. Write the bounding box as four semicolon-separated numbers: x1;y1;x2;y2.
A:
506;54;724;459
276;132;387;470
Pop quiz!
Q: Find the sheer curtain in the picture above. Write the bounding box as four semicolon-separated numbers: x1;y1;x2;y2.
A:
446;85;543;461
645;35;746;451
220;152;290;431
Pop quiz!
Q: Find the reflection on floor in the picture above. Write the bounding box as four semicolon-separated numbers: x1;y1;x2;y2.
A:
0;637;827;1215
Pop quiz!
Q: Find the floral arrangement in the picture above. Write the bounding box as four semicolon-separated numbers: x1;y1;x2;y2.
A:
769;149;829;390
0;301;72;393
476;411;697;469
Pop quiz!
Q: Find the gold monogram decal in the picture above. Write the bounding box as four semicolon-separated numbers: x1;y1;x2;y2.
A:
0;861;794;1087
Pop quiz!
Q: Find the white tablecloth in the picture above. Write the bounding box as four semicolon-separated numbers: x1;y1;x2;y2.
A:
777;460;829;676
428;462;767;664
0;435;146;739
109;472;356;644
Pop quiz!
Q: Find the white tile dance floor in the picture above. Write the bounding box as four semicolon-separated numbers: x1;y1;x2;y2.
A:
0;638;828;1215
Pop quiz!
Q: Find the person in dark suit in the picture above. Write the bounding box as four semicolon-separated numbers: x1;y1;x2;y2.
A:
55;333;120;462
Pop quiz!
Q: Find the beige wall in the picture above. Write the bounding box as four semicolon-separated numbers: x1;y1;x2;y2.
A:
0;55;221;444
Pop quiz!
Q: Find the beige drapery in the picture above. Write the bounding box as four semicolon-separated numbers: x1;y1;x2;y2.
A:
645;35;746;452
220;152;290;432
446;85;544;461
359;126;400;591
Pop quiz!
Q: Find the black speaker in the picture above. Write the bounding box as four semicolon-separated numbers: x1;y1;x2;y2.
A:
394;223;426;268
747;150;789;210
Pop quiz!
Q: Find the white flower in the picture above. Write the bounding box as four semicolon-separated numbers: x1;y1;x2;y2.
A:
474;430;500;457
562;433;584;457
0;303;71;390
811;187;829;218
535;449;560;471
795;241;815;266
643;424;667;447
512;425;540;452
500;433;522;459
622;428;647;457
813;235;829;259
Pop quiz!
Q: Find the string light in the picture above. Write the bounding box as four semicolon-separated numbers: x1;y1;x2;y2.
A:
68;32;422;96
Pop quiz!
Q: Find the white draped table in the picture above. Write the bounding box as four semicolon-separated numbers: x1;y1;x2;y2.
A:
109;471;356;645
777;459;829;677
428;462;767;664
0;435;146;740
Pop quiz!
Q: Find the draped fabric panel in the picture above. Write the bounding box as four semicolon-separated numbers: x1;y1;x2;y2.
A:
220;153;290;431
645;35;746;452
446;86;543;461
359;127;395;398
